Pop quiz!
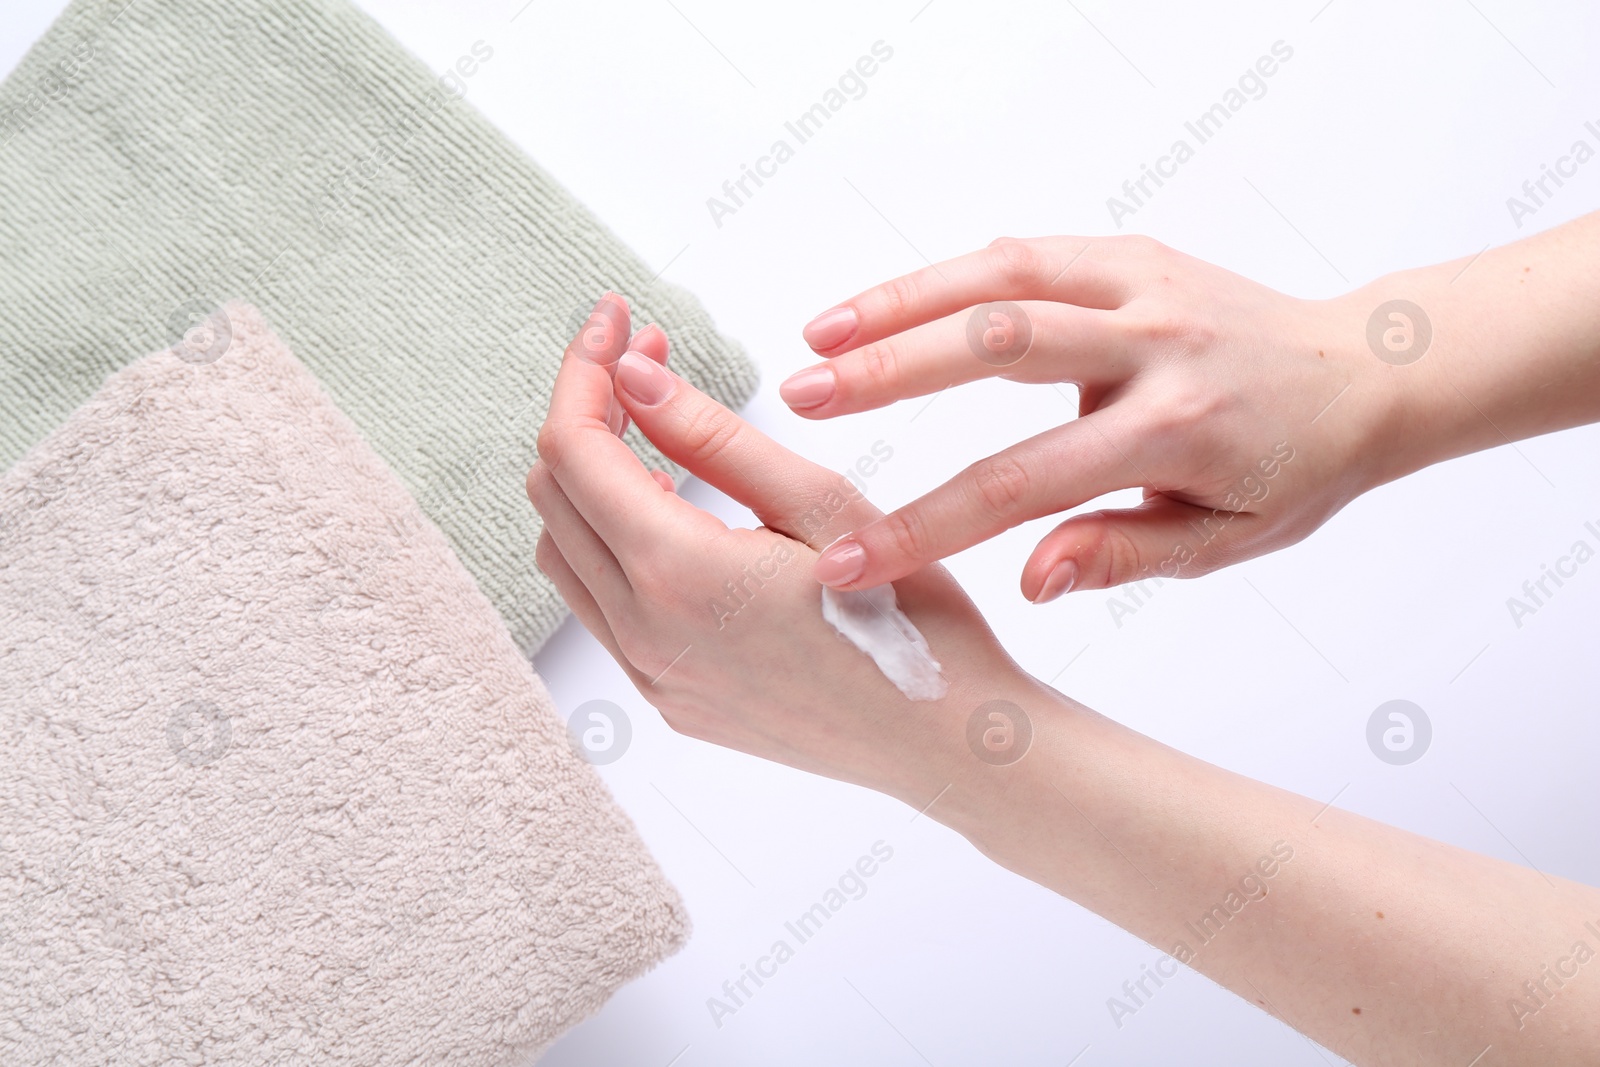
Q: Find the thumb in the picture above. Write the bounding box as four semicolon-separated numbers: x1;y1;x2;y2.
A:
1021;495;1264;602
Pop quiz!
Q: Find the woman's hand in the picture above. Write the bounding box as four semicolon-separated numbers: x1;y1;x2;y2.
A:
783;235;1404;600
528;288;1600;1067
526;294;1024;805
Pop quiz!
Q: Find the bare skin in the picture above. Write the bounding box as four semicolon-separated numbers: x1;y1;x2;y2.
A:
787;213;1600;601
528;213;1600;1065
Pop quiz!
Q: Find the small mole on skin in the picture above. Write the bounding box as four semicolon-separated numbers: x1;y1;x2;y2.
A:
1318;349;1325;358
1352;1007;1362;1015
1376;911;1384;919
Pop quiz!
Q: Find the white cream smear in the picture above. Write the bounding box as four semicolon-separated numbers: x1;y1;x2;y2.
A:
820;583;949;702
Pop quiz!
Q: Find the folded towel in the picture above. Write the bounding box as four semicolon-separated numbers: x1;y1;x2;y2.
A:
0;0;758;655
0;303;689;1065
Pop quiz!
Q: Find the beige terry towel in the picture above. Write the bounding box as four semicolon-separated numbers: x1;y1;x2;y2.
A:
0;304;687;1064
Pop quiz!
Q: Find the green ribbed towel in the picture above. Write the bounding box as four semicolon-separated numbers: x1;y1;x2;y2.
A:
0;0;757;654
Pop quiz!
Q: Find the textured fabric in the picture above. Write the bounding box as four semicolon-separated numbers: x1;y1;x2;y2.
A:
0;304;689;1065
0;0;758;655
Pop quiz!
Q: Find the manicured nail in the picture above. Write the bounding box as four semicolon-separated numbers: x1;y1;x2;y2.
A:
814;538;866;586
616;350;675;405
629;322;668;363
575;292;625;364
1034;559;1079;604
803;306;858;350
779;366;836;409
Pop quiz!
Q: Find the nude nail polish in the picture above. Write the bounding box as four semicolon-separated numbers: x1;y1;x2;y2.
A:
575;292;625;364
628;322;668;363
1034;559;1079;603
803;307;858;350
815;538;866;586
616;350;675;405
779;366;835;409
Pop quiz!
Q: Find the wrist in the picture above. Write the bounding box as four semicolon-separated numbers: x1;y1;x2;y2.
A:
909;674;1099;855
871;666;1046;819
1323;272;1468;494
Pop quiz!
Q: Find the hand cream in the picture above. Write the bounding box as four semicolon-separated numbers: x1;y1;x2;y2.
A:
820;583;948;702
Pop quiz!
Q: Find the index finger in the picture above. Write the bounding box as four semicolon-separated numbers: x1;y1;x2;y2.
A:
811;415;1141;589
801;237;1134;356
612;350;882;548
535;294;694;552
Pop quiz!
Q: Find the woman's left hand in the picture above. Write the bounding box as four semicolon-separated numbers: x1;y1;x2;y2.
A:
526;294;1027;804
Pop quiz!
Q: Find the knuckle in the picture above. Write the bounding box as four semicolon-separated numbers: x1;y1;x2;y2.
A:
786;471;860;546
612;620;667;674
1121;233;1169;259
1138;389;1225;458
1144;389;1206;438
623;546;682;604
676;403;743;466
854;337;904;395
878;273;920;320
813;470;862;513
819;469;859;501
1071;515;1151;589
880;506;936;566
987;237;1048;286
1100;521;1149;587
616;637;660;679
534;425;565;470
966;454;1033;521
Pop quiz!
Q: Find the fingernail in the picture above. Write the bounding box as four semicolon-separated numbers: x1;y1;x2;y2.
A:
629;322;667;361
779;366;835;409
616;350;675;405
1034;559;1078;604
803;306;858;350
576;292;624;365
814;538;866;587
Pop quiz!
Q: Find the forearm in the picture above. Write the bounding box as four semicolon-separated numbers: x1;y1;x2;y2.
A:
915;675;1600;1066
1350;210;1600;489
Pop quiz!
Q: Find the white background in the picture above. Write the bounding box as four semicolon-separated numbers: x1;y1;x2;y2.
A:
6;2;1600;1064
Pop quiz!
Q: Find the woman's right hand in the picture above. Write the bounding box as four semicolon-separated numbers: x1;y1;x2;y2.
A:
780;235;1415;600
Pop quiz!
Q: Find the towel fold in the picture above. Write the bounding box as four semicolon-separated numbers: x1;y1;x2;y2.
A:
0;0;759;654
0;303;689;1065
